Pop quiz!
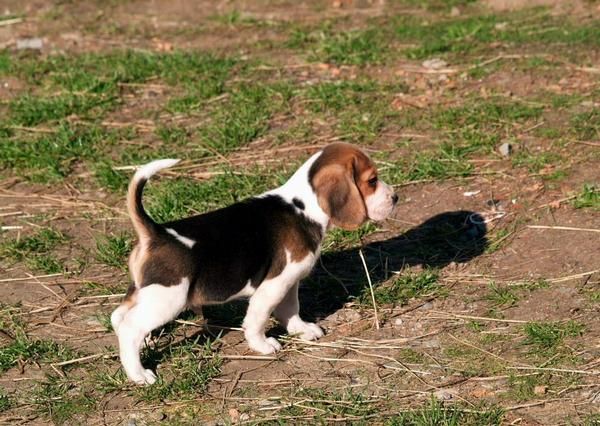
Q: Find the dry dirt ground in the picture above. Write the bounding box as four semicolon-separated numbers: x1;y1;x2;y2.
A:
0;0;599;425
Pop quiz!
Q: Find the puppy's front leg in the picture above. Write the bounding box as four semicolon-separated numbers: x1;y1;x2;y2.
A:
242;280;292;354
274;282;323;341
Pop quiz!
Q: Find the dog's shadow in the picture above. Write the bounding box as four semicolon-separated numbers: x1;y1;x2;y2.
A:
145;210;488;363
203;210;488;328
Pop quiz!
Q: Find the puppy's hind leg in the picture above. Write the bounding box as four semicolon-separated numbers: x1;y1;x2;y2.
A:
111;283;137;333
116;279;189;385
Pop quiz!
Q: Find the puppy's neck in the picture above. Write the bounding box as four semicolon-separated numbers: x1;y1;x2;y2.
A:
264;152;329;231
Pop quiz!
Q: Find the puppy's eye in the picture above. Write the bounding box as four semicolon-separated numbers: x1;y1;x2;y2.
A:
368;176;378;187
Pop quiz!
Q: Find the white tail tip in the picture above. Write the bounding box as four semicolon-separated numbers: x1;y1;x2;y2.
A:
134;159;181;181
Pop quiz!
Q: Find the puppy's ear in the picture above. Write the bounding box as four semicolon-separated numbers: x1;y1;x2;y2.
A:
313;162;367;230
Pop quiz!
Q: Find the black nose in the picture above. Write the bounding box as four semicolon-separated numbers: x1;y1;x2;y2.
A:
392;193;399;204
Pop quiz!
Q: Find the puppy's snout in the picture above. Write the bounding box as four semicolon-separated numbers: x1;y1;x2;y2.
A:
391;193;399;205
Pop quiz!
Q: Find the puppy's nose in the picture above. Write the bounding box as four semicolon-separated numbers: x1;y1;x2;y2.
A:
391;193;399;204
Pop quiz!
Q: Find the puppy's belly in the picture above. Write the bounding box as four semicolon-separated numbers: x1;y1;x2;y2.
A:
187;277;258;308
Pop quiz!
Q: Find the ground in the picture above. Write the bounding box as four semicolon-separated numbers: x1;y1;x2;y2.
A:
0;0;599;424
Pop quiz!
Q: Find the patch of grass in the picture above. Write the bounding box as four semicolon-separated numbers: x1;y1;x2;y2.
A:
92;368;128;394
0;227;67;273
486;282;519;308
199;83;277;153
305;80;379;113
95;233;133;269
0;306;77;373
144;167;284;222
398;348;425;364
523;320;584;353
395;13;600;60
136;336;222;402
384;143;474;184
9;92;117;126
572;184;600;210
512;150;561;173
325;222;378;251
280;387;377;419
571;109;600;140
506;374;541;402
433;100;543;155
315;28;388;65
94;162;129;193
0;124;104;182
386;397;504;425
32;375;95;425
0;389;12;412
11;50;236;90
0;339;76;374
360;270;439;306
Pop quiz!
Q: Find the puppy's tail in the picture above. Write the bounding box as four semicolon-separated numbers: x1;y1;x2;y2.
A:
127;159;180;244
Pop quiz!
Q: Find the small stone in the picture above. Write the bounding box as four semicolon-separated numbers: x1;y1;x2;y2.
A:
433;389;454;401
228;408;239;422
394;318;403;326
450;6;461;17
498;142;512;157
534;385;548;395
16;38;43;50
422;58;447;70
420;302;433;310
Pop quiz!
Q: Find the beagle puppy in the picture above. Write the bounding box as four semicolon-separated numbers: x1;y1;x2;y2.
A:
111;143;398;384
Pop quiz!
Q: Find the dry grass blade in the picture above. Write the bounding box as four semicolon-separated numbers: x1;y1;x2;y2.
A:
358;248;379;330
527;225;600;233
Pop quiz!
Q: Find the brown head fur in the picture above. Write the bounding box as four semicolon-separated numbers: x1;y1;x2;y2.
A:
309;143;378;230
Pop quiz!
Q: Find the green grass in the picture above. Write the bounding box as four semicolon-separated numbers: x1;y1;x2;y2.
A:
144;167;285;222
511;150;561;173
572;184;600;210
0;306;77;374
136;336;222;402
95;233;133;269
325;222;378;251
94;161;130;193
289;25;389;65
0;389;12;412
523;321;584;353
0;124;105;182
486;282;519;308
394;13;600;60
199;83;275;153
305;80;380;113
572;109;600;140
386;398;503;425
0;227;68;273
279;387;377;419
32;375;95;425
383;143;474;184
315;28;389;65
360;270;439;306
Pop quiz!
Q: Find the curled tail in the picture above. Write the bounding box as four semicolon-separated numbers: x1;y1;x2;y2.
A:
127;159;180;244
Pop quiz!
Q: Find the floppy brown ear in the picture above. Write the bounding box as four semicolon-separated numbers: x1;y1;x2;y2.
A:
313;163;367;230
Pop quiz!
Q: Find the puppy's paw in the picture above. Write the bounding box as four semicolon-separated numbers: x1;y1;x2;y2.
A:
129;368;157;385
288;320;324;341
247;336;282;354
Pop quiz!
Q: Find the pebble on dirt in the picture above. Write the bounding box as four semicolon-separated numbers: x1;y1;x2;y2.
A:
498;142;513;157
16;37;43;50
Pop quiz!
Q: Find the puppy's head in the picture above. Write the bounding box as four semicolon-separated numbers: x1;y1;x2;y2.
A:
309;143;398;230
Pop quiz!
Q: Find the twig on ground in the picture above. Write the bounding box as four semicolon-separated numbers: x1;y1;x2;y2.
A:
527;225;600;233
359;248;379;330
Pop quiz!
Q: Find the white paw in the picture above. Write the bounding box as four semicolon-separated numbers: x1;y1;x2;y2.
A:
288;320;324;341
129;368;157;385
247;336;282;354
